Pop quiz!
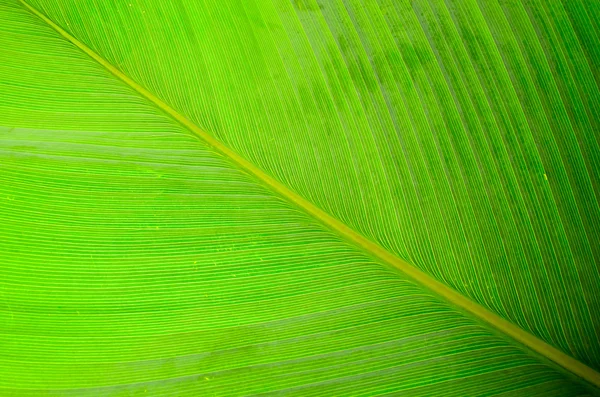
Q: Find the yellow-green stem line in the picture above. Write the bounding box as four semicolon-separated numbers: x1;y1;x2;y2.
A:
17;0;600;389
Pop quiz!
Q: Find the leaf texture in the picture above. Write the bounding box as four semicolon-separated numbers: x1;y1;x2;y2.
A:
16;0;600;372
0;0;599;395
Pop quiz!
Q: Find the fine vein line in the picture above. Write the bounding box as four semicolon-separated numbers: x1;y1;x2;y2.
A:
17;0;600;389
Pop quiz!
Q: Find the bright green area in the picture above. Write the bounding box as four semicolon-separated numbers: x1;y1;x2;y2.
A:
0;0;598;394
21;0;600;370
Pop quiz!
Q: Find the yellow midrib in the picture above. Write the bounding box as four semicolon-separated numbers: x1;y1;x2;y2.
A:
17;0;600;389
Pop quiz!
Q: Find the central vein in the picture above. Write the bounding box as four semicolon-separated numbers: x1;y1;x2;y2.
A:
16;0;600;388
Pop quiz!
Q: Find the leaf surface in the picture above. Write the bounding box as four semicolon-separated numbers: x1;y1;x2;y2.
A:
17;0;600;370
0;0;599;395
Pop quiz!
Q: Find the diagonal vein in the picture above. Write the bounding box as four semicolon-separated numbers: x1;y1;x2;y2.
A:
15;0;600;389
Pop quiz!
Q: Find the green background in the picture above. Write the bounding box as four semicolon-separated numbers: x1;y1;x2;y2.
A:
1;0;599;394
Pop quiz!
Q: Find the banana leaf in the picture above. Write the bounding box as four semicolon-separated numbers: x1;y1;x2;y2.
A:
1;0;599;395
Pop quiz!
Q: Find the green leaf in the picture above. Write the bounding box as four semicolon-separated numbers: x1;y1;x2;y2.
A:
0;0;599;395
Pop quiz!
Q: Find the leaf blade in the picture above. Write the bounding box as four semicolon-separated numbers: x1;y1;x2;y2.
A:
19;0;600;371
0;0;595;394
